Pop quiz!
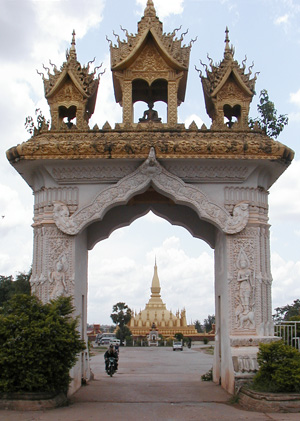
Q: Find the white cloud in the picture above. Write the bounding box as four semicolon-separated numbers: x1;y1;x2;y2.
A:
136;0;184;18
290;88;300;107
269;159;300;220
272;252;300;311
88;227;214;325
184;113;204;128
274;14;289;25
90;54;122;128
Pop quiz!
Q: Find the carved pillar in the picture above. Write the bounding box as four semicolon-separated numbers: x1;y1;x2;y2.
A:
167;81;178;126
227;226;273;337
122;80;133;124
226;225;275;388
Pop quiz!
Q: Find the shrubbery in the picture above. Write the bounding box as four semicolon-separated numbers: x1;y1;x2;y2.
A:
0;294;85;394
253;341;300;393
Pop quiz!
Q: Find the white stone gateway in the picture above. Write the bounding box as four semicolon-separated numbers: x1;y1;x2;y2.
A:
6;1;294;395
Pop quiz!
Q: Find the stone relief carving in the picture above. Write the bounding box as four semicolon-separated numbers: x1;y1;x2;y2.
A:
164;162;251;183
234;248;256;330
7;130;294;164
232;355;259;374
48;254;69;299
34;187;78;219
30;226;74;302
228;228;259;333
50;163;139;184
53;148;249;236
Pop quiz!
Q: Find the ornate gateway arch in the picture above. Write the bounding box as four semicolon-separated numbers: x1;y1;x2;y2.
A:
7;0;294;395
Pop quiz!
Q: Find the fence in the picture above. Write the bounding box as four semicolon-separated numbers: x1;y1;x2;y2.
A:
274;321;300;351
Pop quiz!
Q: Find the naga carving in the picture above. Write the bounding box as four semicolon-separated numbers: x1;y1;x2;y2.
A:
53;148;249;235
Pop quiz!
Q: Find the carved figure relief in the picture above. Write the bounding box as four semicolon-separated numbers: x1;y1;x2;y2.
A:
235;248;256;330
48;254;69;299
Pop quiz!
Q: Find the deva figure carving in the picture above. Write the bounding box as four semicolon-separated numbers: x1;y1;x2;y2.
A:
48;254;68;299
235;248;256;329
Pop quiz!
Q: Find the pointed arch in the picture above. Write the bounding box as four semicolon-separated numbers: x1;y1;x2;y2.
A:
53;148;249;236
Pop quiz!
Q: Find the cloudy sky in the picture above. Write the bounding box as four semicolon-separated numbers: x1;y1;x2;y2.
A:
1;0;300;325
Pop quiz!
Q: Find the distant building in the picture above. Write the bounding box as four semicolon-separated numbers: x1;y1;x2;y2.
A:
129;260;198;339
87;324;101;341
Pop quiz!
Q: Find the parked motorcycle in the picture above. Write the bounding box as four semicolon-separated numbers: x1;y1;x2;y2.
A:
106;356;117;377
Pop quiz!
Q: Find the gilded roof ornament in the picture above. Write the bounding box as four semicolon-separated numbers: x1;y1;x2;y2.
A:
110;0;192;70
200;28;256;97
144;0;157;17
39;31;101;100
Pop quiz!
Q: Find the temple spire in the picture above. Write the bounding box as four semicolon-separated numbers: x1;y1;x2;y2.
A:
69;29;77;60
144;0;157;17
224;26;233;59
151;259;161;296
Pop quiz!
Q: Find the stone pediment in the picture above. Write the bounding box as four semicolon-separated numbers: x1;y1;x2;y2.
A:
211;67;253;99
129;37;176;74
113;29;186;72
45;68;89;100
52;148;249;236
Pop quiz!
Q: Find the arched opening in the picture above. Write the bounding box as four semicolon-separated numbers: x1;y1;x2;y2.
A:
223;104;241;128
59;105;77;128
87;210;215;330
134;100;167;123
132;78;168;123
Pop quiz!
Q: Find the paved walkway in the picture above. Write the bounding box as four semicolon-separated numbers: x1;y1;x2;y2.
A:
0;346;299;420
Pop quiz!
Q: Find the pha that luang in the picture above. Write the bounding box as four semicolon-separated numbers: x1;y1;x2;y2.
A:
129;261;198;339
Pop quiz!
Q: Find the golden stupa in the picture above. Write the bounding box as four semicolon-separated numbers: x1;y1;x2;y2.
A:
129;260;198;338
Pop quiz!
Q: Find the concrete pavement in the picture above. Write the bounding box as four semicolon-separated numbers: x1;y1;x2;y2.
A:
0;346;299;420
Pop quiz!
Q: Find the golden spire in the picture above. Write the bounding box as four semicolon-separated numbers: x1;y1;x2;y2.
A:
69;29;77;60
224;26;233;59
151;258;161;296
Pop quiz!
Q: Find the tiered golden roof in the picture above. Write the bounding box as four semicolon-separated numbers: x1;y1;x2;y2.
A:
200;27;258;129
41;30;101;130
109;0;193;125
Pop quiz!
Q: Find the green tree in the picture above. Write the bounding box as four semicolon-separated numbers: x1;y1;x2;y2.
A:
203;314;215;332
273;299;300;322
0;270;31;307
249;89;288;139
253;341;300;393
0;275;13;307
25;108;49;136
0;294;85;394
174;332;184;341
194;319;204;333
110;302;132;345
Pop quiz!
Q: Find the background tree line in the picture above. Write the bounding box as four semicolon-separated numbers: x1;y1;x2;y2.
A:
0;270;31;307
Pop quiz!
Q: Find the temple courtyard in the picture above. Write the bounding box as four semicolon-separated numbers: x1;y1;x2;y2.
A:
0;346;299;420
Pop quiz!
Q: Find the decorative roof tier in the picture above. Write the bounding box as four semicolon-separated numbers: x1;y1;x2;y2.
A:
40;30;101;130
109;0;194;126
199;28;258;130
110;0;191;70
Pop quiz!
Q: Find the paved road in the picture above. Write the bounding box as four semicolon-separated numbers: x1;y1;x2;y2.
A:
0;346;299;420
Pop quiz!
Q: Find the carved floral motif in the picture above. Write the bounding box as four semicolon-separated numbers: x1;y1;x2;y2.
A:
7;130;294;164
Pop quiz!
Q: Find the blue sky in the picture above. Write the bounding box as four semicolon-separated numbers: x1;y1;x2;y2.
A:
0;0;300;325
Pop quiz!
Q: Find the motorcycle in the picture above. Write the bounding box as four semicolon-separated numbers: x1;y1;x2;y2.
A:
106;356;117;377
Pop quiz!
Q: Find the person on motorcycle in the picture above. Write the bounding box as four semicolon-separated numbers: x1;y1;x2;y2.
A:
104;343;118;371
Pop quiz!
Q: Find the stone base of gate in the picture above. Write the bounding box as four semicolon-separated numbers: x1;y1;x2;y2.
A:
0;392;68;411
238;388;300;413
230;336;281;393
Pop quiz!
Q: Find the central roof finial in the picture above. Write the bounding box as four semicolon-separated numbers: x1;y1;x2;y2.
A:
69;29;77;60
144;0;157;17
224;26;233;59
